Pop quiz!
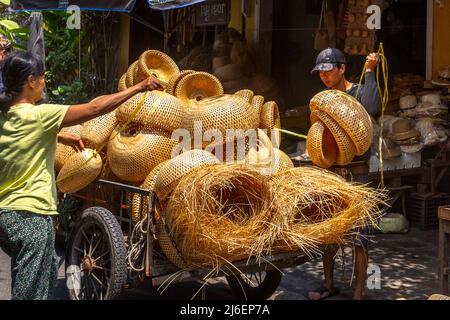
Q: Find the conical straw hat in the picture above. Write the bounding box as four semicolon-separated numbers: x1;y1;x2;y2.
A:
174;72;224;107
116;91;187;133
57;148;103;194
138;50;179;84
55;125;82;172
166;70;195;95
154;150;220;201
81;112;118;150
107;128;179;183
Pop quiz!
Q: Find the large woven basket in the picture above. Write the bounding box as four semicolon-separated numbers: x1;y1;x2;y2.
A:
118;73;127;91
131;160;168;223
234;89;254;103
166;70;195;95
81;112;118;150
115;91;187;133
154;150;220;201
307;121;338;168
138;50;179;84
174;72;224;107
251;95;265;116
55;125;82;172
107;128;178;183
182;94;260;148
246;147;294;176
260;101;281;146
57;148;103;194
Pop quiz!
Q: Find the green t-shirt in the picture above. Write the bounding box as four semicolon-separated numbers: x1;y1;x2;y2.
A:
0;103;69;215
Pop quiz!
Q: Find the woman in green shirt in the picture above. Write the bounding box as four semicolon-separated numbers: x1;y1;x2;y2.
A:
0;51;162;300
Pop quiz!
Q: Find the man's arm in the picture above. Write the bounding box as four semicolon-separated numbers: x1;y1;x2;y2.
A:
360;53;381;116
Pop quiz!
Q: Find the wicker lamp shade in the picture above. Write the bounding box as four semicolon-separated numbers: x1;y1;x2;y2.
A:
174;72;224;107
260;101;281;145
118;73;127;91
307;90;373;167
166;70;195;95
154;150;220;201
55;125;82;172
107;128;178;183
57;148;103;194
131;160;168;223
138;50;179;84
81;112;118;150
182;95;260;148
115;91;187;133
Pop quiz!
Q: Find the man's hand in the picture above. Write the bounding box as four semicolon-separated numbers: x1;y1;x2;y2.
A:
366;53;380;72
137;76;164;92
57;132;85;151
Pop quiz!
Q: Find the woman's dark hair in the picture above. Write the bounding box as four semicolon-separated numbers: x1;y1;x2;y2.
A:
0;51;45;111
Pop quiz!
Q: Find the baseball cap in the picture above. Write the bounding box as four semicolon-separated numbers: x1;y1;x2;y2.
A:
311;48;346;74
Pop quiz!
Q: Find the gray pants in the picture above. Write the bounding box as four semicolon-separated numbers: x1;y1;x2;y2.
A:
0;209;58;300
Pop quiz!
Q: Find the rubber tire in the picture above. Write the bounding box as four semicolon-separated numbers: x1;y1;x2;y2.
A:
226;269;282;300
66;207;127;300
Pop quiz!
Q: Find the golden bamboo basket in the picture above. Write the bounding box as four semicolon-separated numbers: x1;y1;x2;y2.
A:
107;128;178;183
55;125;82;172
182;94;260;148
166;70;195;95
260;101;281;146
154;150;220;201
174;72;224;107
251;95;265;116
307;121;338;169
138;50;180;84
246;147;294;176
310;90;373;156
131;161;168;223
234;89;254;103
81;112;118;150
125;61;143;87
115;91;187;133
57;148;103;194
118;73;127;91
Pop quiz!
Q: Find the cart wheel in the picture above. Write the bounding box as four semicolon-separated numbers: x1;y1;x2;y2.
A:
226;268;282;300
65;207;127;300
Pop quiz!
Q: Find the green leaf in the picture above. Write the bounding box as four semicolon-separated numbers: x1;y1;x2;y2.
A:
0;19;21;30
0;0;10;6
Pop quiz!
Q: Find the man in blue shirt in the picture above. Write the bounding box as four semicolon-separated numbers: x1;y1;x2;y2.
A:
308;48;380;300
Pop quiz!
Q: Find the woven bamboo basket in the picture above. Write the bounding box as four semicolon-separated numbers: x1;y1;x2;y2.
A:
309;90;373;156
246;147;294;176
55;125;82;172
234;89;254;103
174;72;224;107
81;112;118;150
118;73;127;91
57;148;103;194
115;91;187;133
182;94;260;148
130;160;168;223
125;61;141;87
159;164;275;269
107;128;178;183
251;95;265;116
166;70;195;95
260;101;281;145
154;150;220;202
307;121;338;169
138;50;179;84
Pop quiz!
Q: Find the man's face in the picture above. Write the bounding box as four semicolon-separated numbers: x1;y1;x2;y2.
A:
319;65;345;88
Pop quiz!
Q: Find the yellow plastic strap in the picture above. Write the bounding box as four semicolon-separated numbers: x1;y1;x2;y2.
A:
274;128;308;140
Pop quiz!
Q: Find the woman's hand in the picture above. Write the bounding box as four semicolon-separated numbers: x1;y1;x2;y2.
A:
366;53;380;72
57;132;85;151
137;76;164;92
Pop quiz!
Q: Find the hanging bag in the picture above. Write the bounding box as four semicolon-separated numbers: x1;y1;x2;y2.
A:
314;0;329;51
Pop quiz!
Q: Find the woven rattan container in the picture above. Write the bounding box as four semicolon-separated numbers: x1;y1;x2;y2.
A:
174;72;224;107
81;112;118;150
234;89;254;103
251;95;265;116
138;50;179;84
118;73;127;91
55;125;82;172
246;147;294;176
154;150;220;201
107;128;178;183
309;90;372;156
57;148;103;194
260;101;281;145
131;160;168;223
307;121;338;169
182;94;260;148
166;70;195;95
116;91;187;133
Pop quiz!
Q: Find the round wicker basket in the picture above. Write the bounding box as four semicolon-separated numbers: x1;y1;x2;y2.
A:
234;89;254;103
166;70;195;95
81;112;118;150
154;150;220;201
260;101;281;145
138;50;180;84
307;121;338;169
246;147;294;176
55;125;82;172
107;128;178;183
57;148;103;194
174;72;224;107
118;73;127;91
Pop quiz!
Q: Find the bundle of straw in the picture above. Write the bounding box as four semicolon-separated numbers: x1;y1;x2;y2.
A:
268;166;387;252
160;164;277;269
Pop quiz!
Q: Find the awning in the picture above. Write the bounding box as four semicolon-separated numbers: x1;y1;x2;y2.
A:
147;0;207;11
10;0;138;12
